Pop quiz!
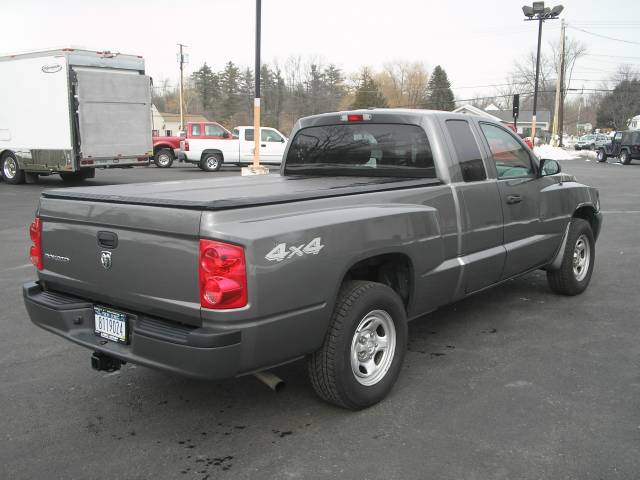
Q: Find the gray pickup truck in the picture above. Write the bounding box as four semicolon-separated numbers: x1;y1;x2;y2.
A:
23;109;602;409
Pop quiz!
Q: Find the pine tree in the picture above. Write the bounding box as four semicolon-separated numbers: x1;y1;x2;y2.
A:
425;65;455;111
191;63;219;113
218;61;242;123
351;68;387;109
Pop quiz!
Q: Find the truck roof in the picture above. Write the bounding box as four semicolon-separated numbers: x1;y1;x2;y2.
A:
296;108;494;126
0;48;145;71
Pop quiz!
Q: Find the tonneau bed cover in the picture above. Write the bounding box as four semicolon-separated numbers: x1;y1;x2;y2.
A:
42;175;441;210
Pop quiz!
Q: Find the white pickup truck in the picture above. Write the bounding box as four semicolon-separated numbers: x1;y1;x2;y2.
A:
178;123;288;171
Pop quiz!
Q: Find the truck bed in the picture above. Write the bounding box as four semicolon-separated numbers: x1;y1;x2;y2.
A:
42;174;441;210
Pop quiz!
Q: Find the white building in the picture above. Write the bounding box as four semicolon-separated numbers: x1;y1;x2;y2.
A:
151;105;209;136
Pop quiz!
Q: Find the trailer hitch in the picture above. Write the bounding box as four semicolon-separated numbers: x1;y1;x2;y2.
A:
91;352;125;372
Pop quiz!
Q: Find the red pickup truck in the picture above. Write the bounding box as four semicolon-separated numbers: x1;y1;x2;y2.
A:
152;133;181;168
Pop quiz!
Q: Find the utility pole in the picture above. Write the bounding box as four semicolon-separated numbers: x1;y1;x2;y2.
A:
242;0;269;175
557;19;566;147
531;15;543;143
177;43;187;131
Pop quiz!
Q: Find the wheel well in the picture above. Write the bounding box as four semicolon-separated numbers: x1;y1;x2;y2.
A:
153;144;173;155
343;254;412;308
573;205;598;234
201;150;224;161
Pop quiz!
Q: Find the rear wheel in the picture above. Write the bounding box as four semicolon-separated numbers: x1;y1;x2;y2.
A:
547;218;595;296
620;150;631;165
200;153;222;172
1;152;25;184
596;149;607;162
154;148;174;168
60;169;95;182
308;280;407;410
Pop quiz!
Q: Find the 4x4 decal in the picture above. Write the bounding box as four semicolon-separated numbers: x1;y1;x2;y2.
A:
265;237;324;262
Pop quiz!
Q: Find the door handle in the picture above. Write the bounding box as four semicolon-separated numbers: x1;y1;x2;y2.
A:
261;143;267;147
506;194;522;205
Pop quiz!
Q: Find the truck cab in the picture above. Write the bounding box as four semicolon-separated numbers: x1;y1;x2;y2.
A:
179;124;288;171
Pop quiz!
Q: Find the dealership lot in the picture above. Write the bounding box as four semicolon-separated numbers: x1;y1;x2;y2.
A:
1;159;639;479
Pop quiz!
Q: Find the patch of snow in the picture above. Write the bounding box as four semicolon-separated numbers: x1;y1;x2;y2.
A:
533;144;582;161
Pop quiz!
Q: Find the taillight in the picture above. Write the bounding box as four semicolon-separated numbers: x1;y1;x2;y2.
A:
199;240;247;309
184;140;190;151
29;217;43;270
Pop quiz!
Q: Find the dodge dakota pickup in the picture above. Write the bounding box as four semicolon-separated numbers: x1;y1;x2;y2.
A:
23;109;602;409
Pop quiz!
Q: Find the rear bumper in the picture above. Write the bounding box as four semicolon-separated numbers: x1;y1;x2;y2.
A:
23;282;241;380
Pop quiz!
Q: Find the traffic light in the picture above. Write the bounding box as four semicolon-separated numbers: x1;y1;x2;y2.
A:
513;94;520;119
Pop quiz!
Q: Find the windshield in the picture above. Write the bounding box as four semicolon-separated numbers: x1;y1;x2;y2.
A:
284;123;436;178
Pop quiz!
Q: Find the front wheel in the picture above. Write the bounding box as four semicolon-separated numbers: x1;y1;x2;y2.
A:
596;149;607;162
200;153;222;172
547;218;595;296
154;148;174;168
308;281;407;410
1;152;25;184
620;150;631;165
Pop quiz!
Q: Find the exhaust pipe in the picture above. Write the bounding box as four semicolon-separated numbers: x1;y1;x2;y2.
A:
91;352;124;372
253;371;285;392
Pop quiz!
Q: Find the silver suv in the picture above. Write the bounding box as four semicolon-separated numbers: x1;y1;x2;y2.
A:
575;134;609;150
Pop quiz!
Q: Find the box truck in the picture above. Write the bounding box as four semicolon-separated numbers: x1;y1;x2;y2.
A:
0;49;153;184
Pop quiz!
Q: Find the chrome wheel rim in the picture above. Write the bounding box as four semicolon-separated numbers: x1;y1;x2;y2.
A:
572;234;591;282
3;157;17;179
207;157;218;169
157;153;171;167
350;309;396;386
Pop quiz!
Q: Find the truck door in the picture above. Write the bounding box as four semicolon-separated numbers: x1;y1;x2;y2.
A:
259;128;286;164
239;128;255;162
443;119;505;293
73;67;152;161
477;122;562;279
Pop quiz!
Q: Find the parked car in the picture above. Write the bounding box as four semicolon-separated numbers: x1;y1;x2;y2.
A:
574;134;608;151
23;109;601;409
0;49;152;184
596;130;640;164
152;133;181;168
179;124;288;171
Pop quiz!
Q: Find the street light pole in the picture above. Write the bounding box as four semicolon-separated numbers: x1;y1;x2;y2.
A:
242;0;269;176
522;2;563;144
177;43;187;131
531;16;543;142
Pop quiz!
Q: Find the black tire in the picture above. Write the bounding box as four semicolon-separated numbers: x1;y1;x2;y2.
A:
596;149;607;163
620;150;631;165
60;169;94;182
1;152;25;185
308;280;408;410
200;153;222;172
547;218;595;296
154;148;174;168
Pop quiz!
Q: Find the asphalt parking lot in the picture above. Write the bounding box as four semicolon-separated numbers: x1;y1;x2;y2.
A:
1;158;639;480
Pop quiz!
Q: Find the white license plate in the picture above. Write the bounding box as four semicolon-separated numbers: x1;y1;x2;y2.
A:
94;306;128;344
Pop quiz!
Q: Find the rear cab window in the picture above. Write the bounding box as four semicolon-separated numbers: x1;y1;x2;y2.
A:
284;123;436;178
445;120;487;182
190;123;201;136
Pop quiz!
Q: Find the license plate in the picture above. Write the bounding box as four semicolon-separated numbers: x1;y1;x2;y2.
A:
94;306;128;344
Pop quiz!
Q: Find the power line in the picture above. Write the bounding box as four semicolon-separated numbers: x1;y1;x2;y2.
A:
567;25;640;45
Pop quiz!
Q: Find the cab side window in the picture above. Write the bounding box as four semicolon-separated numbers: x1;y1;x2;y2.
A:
445;120;486;182
244;129;254;141
205;124;225;137
480;123;534;179
262;129;284;143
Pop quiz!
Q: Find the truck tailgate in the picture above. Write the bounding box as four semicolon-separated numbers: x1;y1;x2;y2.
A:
37;197;202;327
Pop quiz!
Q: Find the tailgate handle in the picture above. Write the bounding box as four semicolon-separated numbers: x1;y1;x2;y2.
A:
97;231;118;249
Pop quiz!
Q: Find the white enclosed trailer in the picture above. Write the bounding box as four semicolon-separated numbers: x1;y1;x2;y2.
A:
0;49;153;184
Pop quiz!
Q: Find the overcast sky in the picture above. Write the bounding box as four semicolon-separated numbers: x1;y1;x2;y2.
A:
3;0;640;102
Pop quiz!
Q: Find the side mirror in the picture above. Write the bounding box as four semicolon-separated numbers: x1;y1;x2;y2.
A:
222;131;231;139
539;158;561;176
